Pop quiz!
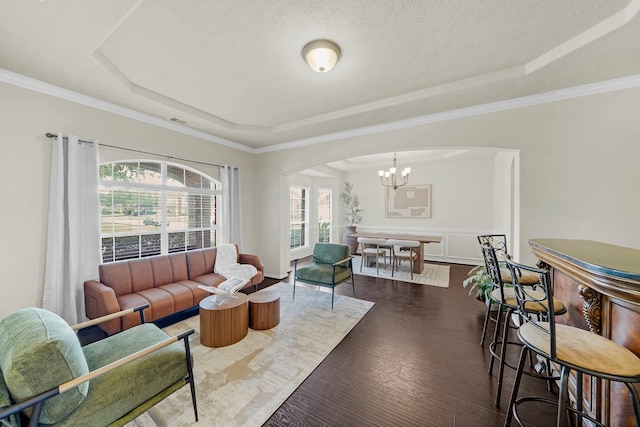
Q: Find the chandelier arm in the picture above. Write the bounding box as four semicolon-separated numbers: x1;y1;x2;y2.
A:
378;152;411;191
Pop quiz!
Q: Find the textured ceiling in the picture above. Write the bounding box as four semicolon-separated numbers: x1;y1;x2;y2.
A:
0;0;638;150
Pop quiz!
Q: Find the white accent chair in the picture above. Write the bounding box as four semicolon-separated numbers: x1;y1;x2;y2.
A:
387;239;421;280
357;237;388;274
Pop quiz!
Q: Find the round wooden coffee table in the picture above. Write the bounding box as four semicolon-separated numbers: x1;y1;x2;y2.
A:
248;290;280;330
199;293;248;347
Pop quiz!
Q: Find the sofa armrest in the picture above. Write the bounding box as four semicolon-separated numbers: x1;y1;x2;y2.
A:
239;253;264;285
83;280;122;335
238;253;264;272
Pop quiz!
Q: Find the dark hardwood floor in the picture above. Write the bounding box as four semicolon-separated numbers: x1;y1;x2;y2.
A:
78;260;559;426
262;261;558;427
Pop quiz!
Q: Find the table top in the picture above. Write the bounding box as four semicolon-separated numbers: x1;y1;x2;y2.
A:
349;232;442;244
529;239;640;281
248;289;280;303
199;293;248;311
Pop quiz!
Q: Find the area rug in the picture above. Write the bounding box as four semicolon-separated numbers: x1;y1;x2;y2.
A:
351;255;450;287
125;282;374;427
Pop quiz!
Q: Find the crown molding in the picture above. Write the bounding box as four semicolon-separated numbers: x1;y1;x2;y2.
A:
257;73;640;154
2;68;640;156
0;67;253;153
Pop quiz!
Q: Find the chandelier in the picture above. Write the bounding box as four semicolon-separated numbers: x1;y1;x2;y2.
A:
378;152;411;190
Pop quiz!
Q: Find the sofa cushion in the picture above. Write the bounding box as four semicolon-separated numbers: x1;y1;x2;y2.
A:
136;288;175;320
129;259;155;292
98;261;133;297
157;283;194;312
296;263;352;286
186;247;217;279
168;253;189;282
177;280;213;305
149;254;188;287
0;369;19;427
0;308;89;424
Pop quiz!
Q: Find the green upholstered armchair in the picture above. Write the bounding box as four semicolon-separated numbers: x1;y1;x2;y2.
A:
0;305;197;427
293;243;355;309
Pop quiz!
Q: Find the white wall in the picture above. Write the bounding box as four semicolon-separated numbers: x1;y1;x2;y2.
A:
0;82;258;318
339;151;508;264
255;86;640;278
494;151;516;256
3;79;640;318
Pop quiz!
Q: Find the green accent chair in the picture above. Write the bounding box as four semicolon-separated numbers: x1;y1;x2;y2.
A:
0;305;197;427
293;243;355;309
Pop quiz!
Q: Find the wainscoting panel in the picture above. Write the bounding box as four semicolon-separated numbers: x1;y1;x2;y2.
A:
446;234;483;262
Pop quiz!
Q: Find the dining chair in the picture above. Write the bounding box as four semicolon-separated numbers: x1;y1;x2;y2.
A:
387;239;421;280
357;237;388;274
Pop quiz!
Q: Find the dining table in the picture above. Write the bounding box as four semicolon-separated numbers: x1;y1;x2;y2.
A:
348;232;442;274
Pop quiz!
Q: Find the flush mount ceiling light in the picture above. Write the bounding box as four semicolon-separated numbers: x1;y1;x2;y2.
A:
302;39;341;73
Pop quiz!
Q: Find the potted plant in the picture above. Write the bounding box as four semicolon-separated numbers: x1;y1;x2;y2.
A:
463;265;493;303
340;181;362;253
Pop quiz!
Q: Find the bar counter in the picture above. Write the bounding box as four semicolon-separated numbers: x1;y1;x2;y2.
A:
529;238;640;425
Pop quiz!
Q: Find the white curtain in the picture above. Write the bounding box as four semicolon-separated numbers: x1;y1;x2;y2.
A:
219;165;243;249
42;133;101;324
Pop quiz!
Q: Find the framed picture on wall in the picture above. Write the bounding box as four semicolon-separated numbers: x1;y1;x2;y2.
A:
385;184;432;218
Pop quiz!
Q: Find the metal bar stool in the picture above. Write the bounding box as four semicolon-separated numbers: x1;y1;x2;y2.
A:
478;234;511;346
503;256;640;426
481;243;567;407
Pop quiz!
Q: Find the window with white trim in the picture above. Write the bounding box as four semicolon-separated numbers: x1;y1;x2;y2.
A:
318;188;332;243
290;186;308;249
99;161;220;263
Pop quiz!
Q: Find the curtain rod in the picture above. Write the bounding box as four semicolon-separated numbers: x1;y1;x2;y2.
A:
45;132;225;168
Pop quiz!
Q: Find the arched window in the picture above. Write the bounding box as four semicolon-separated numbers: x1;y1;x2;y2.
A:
99;160;220;263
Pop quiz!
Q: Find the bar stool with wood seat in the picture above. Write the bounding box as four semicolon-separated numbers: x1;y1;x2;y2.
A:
481;243;567;407
357;237;388;274
477;234;541;346
503;256;640;427
387;239;421;280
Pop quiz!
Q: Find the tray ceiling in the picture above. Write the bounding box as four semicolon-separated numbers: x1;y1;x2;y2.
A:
1;0;638;150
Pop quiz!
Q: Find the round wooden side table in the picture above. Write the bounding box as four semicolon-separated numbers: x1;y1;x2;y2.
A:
248;290;280;330
199;293;248;347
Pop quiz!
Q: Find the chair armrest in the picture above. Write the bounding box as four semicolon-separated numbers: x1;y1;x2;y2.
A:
332;256;353;267
0;328;195;425
71;304;149;331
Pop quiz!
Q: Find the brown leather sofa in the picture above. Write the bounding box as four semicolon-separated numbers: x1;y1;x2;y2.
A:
84;246;264;335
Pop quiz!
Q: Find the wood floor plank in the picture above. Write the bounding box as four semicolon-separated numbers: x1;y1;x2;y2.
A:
263;261;558;426
79;261;559;426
